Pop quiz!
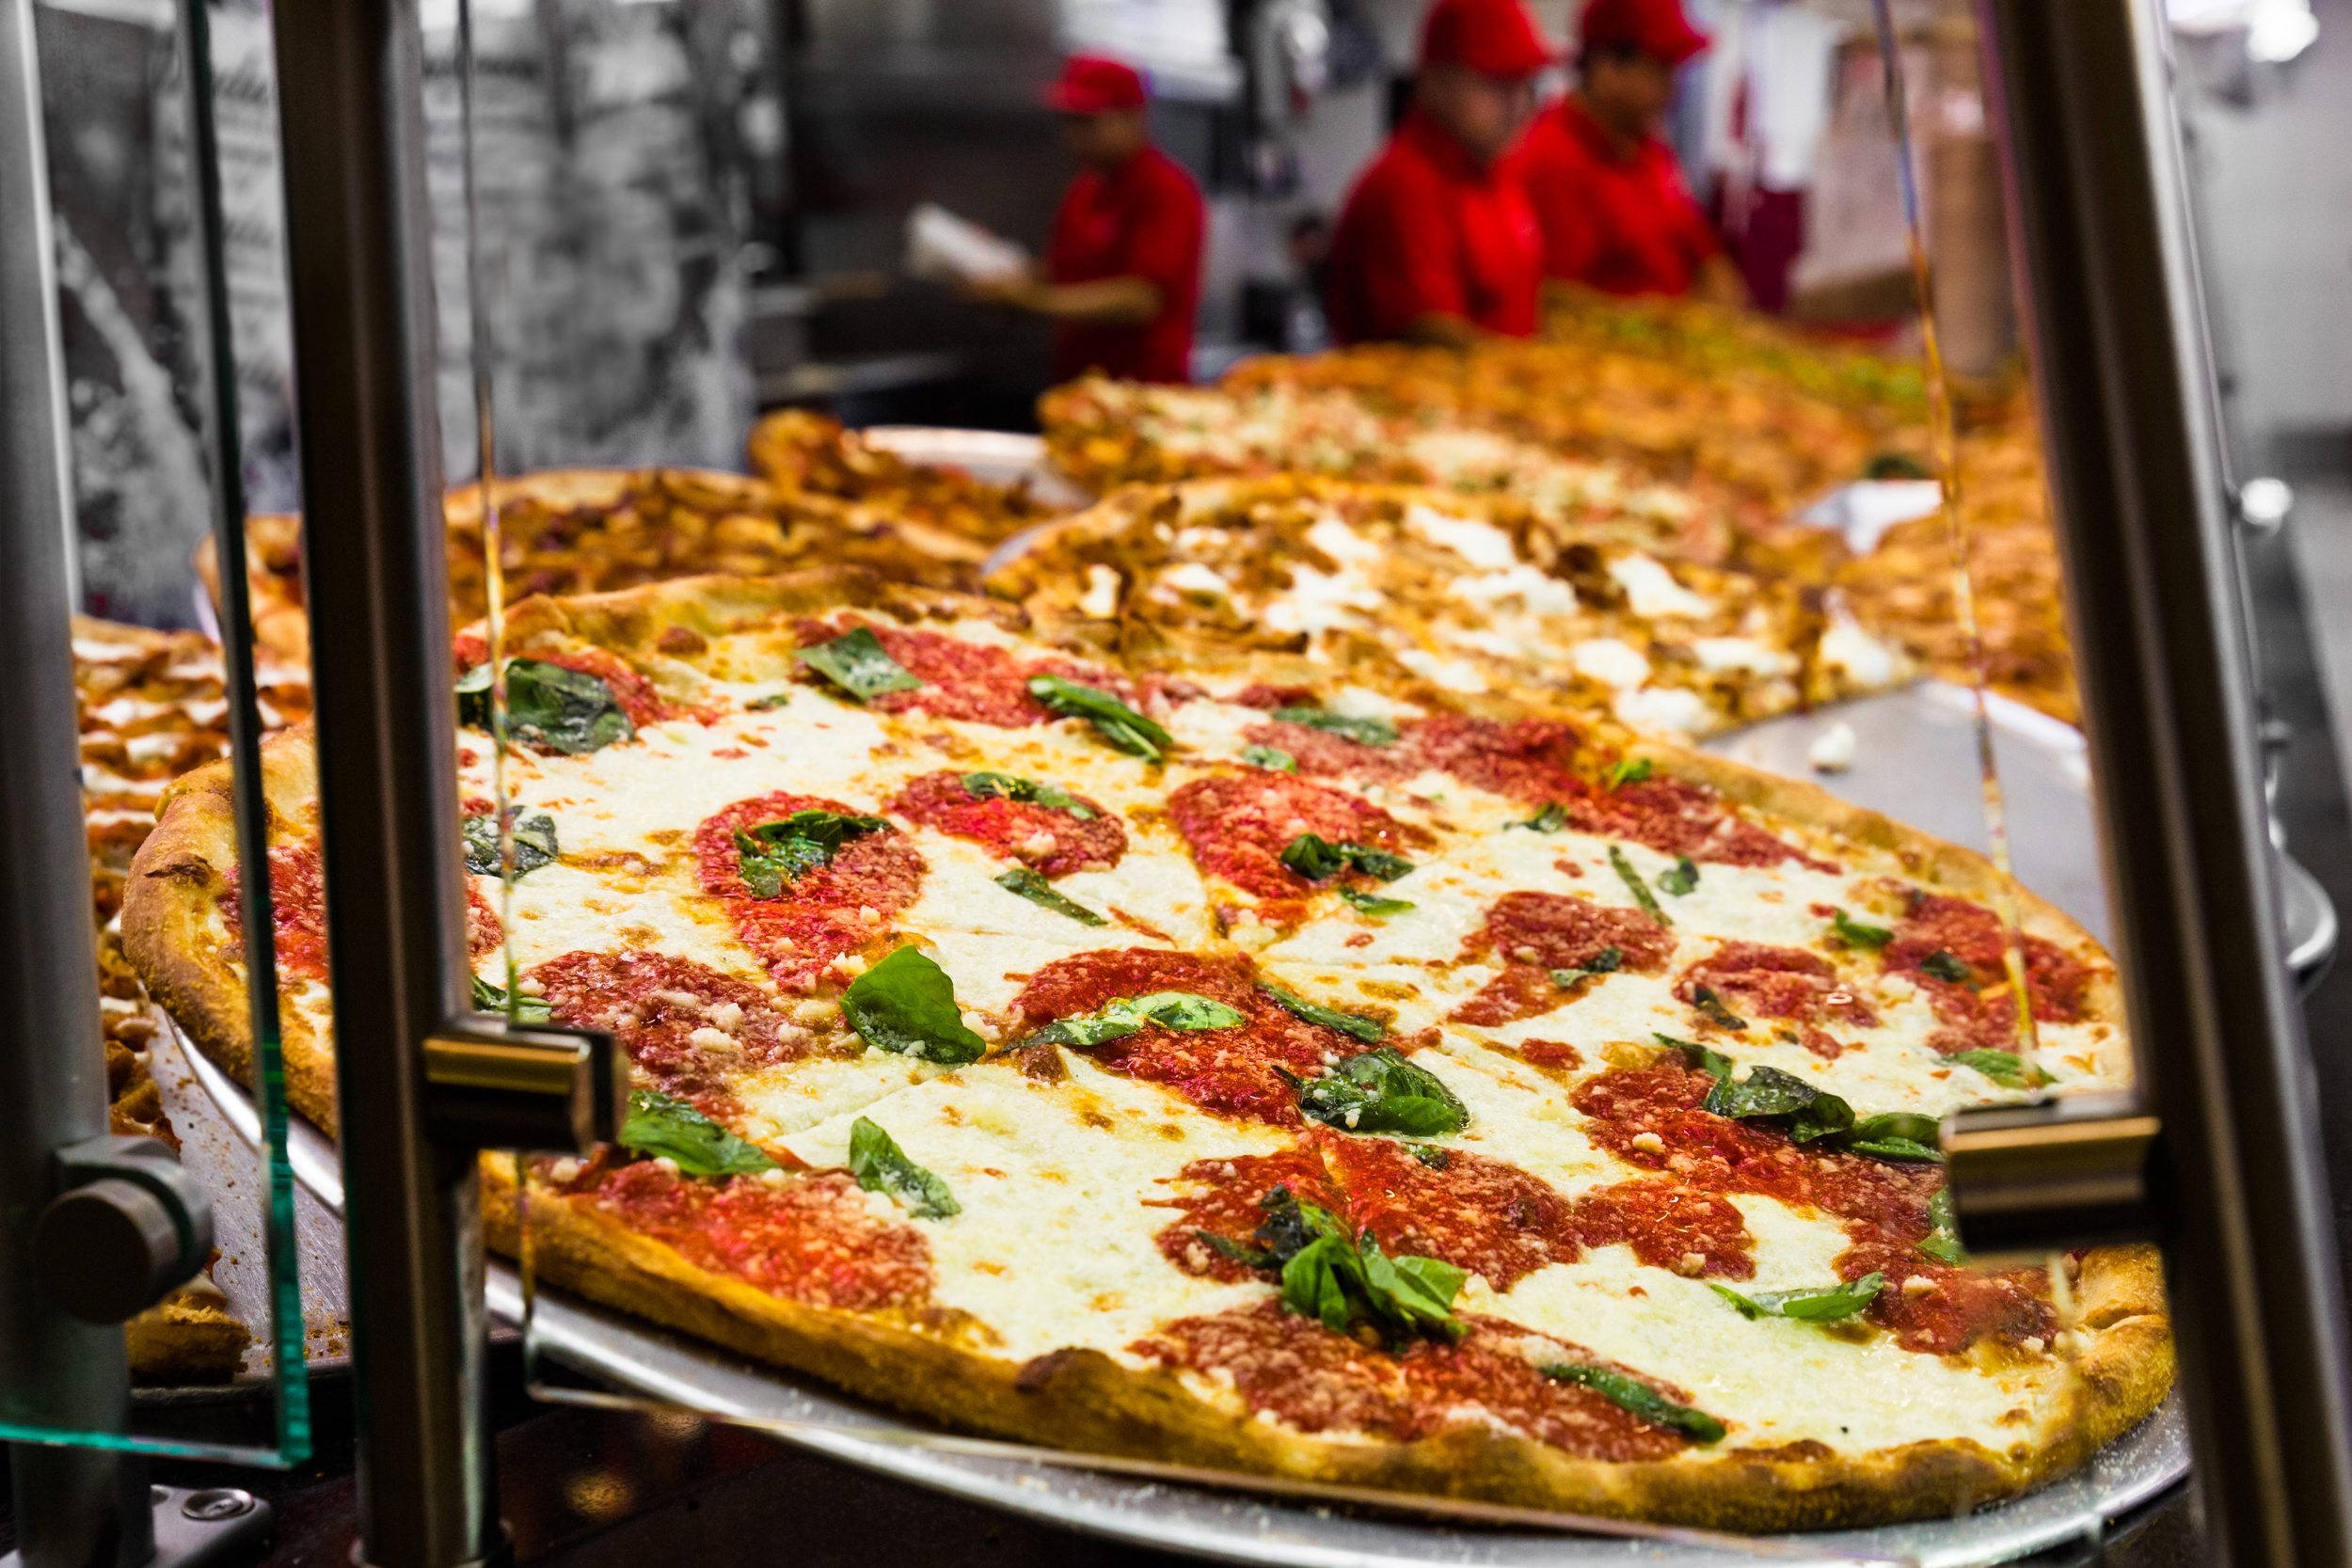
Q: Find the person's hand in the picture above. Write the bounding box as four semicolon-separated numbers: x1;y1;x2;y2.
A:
961;273;1045;309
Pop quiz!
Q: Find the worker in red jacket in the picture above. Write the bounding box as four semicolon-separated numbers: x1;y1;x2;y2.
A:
1323;0;1552;347
1517;0;1746;306
968;55;1205;384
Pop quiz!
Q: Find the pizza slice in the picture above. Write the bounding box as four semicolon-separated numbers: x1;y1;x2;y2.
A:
989;477;1912;742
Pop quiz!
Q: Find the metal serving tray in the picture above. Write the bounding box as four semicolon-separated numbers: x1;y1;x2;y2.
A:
163;671;2201;1564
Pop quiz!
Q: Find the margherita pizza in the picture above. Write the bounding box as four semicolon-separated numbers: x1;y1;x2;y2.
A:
123;570;2168;1529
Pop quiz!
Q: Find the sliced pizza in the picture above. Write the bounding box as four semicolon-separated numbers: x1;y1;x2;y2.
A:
122;570;2166;1529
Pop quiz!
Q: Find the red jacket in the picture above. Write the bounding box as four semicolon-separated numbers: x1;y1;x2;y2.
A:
1517;96;1722;296
1046;146;1204;384
1325;110;1542;344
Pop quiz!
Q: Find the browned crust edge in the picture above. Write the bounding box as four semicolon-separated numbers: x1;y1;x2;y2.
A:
485;1158;2169;1530
120;569;2170;1529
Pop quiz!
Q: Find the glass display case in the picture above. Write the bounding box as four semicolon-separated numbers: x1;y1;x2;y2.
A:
5;0;2352;1562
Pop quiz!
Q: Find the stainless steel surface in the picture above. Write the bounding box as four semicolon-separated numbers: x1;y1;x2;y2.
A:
270;0;494;1552
0;0;152;1548
1704;682;2111;942
182;980;2187;1567
2281;851;2339;993
1980;0;2352;1558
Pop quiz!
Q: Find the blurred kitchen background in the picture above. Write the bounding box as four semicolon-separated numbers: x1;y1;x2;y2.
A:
32;0;2352;646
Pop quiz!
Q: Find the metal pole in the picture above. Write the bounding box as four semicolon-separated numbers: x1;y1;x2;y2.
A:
268;0;494;1561
1975;0;2352;1561
0;0;155;1560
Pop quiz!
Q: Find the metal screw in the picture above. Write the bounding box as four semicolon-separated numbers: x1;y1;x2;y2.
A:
183;1489;257;1521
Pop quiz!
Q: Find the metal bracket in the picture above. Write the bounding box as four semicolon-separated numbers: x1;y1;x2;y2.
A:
422;1019;623;1152
33;1137;216;1325
1943;1093;2163;1258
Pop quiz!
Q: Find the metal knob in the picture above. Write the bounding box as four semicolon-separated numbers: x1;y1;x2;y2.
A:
1942;1091;2162;1257
33;1137;215;1324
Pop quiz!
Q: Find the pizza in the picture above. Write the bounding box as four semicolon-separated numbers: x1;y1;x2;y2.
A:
122;570;2168;1528
1835;420;2078;725
200;416;1069;667
71;617;282;1382
987;476;1913;740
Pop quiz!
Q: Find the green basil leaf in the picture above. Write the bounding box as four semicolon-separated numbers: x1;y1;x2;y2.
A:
1027;674;1172;761
1282;1235;1360;1335
1830;907;1894;951
798;626;923;702
1279;833;1350;881
1659;1034;1734;1080
1409;1144;1452;1170
1918;1187;1968;1263
1949;1049;2051;1090
1608;756;1653;788
1550;946;1624;988
1656;855;1700;896
1784;1091;1857;1145
1260;981;1387;1044
1511;801;1570;833
1844;1134;1946;1163
745;691;794;710
735;810;890;899
1029;990;1246;1049
620;1089;776;1178
961;771;1096;820
1919;949;1973;984
1268;706;1400;747
847;1116;960;1218
1197;1230;1275;1269
840;946;989;1064
993;867;1108;926
459;658;636;754
470;972;552;1024
1710;1272;1884;1323
1281;833;1414;885
1340;887;1415;917
1607;846;1672;927
1359;1234;1467;1336
463;810;559;878
1848;1112;1945;1149
1292;1046;1468;1137
1240;744;1296;772
1542;1363;1725;1445
1691;984;1747;1031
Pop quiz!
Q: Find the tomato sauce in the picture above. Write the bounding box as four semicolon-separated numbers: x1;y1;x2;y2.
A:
1131;1303;1692;1460
555;1160;932;1311
223;840;499;982
1314;1131;1583;1291
797;618;1141;731
1148;1150;1347;1282
692;792;926;991
1880;887;2092;1052
1008;948;1376;1125
1574;1061;2054;1351
1676;942;1880;1029
1400;715;1590;803
1168;773;1428;900
531;949;843;1118
887;770;1126;877
1570;776;1836;871
1240;720;1416;784
1574;1178;1756;1279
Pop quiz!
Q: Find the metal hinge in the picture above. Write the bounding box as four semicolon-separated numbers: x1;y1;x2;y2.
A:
421;1018;624;1151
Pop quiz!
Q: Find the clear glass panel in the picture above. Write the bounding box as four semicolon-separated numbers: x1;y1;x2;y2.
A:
21;0;310;1461
455;0;2176;1552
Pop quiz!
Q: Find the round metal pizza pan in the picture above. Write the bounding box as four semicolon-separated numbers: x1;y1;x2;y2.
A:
173;1003;2188;1568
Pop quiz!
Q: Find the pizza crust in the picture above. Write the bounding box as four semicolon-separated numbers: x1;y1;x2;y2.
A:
122;568;2170;1530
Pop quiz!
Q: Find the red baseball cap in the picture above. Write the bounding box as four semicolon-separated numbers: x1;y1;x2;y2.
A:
1419;0;1558;79
1043;55;1149;114
1578;0;1709;65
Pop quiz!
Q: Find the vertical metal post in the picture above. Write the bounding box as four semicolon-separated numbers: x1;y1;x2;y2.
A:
0;0;155;1562
269;0;493;1563
1976;0;2352;1562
